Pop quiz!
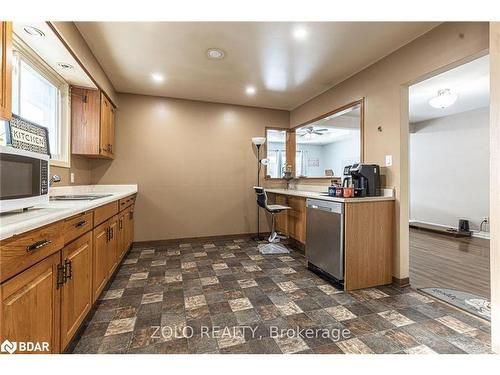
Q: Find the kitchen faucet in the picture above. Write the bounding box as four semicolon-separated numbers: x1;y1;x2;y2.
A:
49;175;61;187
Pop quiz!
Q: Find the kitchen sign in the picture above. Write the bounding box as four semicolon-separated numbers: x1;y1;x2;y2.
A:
7;114;50;155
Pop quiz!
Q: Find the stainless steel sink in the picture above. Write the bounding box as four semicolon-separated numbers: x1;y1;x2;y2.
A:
50;194;113;201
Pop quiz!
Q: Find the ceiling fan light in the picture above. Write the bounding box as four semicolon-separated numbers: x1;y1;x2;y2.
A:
429;89;458;109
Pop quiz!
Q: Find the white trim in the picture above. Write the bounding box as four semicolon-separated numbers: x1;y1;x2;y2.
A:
11;34;71;168
409;219;490;239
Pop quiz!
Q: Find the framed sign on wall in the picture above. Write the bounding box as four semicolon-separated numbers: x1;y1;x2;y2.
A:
6;114;50;156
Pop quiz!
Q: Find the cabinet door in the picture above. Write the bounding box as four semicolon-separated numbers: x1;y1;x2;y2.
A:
92;220;109;302
127;205;135;250
1;252;61;354
60;232;93;350
274;195;288;235
99;93;110;158
71;87;100;155
108;104;116;158
117;211;126;261
107;215;118;278
0;21;12;121
288;196;307;244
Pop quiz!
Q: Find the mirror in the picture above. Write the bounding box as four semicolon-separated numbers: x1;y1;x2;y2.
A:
265;128;287;179
295;102;362;178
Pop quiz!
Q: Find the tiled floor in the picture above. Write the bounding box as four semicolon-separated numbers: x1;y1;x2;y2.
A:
69;236;491;354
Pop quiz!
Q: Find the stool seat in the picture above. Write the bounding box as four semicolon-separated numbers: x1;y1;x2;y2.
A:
266;204;291;212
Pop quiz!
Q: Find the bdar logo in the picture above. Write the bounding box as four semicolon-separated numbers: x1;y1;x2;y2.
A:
1;340;17;354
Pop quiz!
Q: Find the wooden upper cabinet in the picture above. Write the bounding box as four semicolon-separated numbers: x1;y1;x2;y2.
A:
0;21;13;121
71;87;116;159
1;252;61;354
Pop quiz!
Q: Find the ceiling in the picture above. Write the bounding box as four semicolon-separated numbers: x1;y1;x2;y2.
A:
13;22;95;88
409;55;490;123
76;22;439;110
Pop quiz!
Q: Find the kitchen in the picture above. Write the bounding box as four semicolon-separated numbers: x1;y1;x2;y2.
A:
0;8;499;368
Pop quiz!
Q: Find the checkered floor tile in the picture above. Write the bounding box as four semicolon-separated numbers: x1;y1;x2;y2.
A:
68;236;491;354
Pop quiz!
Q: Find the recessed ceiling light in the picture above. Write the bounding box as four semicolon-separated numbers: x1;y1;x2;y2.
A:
151;73;164;83
57;62;74;70
429;89;458;109
246;86;256;95
23;26;45;37
292;27;308;41
206;48;225;60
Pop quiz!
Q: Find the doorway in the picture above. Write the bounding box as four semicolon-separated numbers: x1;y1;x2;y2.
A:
407;55;491;317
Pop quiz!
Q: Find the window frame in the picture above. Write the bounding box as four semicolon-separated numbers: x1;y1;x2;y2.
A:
11;35;71;168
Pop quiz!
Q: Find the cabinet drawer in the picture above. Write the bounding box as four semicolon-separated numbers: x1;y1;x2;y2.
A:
119;194;136;211
0;221;64;283
94;201;119;226
63;211;94;245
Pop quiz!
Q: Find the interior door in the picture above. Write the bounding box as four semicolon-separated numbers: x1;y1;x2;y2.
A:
60;232;93;350
1;252;61;354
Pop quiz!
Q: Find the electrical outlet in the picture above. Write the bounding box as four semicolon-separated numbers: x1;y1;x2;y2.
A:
483;216;489;224
70;173;75;184
385;155;393;167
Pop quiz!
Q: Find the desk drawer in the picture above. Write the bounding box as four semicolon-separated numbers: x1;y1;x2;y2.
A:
63;211;94;245
0;221;64;283
119;195;136;211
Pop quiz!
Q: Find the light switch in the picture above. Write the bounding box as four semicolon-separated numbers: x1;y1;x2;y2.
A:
385;155;393;167
70;173;75;184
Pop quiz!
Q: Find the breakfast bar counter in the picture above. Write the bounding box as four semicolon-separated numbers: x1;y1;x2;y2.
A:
265;187;395;291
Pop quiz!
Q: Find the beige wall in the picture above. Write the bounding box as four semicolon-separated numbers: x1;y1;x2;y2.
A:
90;94;289;241
290;22;489;279
490;22;500;354
51;155;92;186
49;22;118;106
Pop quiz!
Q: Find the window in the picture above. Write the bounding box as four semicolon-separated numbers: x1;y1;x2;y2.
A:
11;37;70;166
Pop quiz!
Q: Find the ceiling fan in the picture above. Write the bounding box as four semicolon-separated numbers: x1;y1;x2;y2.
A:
297;126;329;137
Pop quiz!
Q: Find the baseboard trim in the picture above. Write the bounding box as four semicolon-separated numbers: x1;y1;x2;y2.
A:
133;232;271;247
392;276;410;288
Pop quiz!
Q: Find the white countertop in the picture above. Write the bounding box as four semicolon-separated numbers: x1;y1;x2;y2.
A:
0;185;138;241
265;188;395;203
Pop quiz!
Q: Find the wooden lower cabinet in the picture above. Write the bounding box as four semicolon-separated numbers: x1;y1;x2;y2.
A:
92;220;110;302
287;196;306;244
107;215;119;278
1;252;61;354
270;194;306;244
60;232;93;350
126;206;134;250
117;210;127;262
0;196;136;353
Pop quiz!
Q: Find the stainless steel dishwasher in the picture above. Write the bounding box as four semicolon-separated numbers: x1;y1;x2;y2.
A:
305;198;344;283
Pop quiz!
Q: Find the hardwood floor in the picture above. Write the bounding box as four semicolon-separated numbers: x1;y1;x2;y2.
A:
409;228;490;298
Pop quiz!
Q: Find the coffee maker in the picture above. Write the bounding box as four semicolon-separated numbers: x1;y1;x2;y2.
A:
342;165;352;187
349;163;381;197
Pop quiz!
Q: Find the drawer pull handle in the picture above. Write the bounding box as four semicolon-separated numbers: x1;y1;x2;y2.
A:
75;220;87;228
26;239;52;252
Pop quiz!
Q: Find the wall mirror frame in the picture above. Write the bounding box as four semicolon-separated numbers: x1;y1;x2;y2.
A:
289;98;365;179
